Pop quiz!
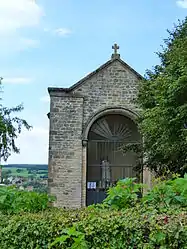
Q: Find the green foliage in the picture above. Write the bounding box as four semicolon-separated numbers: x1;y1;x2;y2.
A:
136;17;187;176
0;186;54;214
24;181;48;193
0;105;31;160
103;177;143;209
0;178;187;248
0;206;187;249
2;166;48;180
0;209;87;249
143;174;187;210
103;175;187;212
1;169;11;178
50;225;88;249
16;169;22;173
0;78;31;161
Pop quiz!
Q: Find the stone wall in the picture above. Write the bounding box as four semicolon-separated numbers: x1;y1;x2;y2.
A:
73;60;140;128
48;57;142;208
48;95;83;208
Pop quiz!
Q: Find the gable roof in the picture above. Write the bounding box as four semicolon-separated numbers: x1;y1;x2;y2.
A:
48;56;143;95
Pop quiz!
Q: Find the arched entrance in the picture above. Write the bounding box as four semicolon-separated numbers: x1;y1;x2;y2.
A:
86;113;141;205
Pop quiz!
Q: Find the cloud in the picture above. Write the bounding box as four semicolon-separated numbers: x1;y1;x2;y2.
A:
40;95;50;103
176;0;187;8
54;28;72;37
0;0;44;52
3;77;33;84
6;125;49;164
44;27;72;37
0;0;43;34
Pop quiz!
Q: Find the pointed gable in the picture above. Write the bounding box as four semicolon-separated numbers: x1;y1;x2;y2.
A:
48;51;143;95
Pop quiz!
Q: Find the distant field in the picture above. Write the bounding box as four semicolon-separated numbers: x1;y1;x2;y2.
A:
2;167;48;179
3;164;48;170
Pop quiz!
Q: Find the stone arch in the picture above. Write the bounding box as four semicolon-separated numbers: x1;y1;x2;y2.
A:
82;106;139;143
81;106;141;206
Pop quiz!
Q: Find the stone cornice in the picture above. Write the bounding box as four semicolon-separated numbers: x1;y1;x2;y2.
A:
48;88;84;98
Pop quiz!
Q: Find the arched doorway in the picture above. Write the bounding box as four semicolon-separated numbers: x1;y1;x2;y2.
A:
86;113;141;205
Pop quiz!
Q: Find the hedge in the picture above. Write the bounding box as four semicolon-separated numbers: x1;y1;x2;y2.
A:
1;176;187;248
0;186;54;214
0;206;187;249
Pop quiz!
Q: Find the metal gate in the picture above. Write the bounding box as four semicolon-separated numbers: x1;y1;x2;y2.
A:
86;140;136;205
86;114;140;206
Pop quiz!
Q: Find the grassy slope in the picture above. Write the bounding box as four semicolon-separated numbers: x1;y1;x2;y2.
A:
2;167;48;178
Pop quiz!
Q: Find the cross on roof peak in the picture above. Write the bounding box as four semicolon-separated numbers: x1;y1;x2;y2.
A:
112;43;119;54
111;43;120;59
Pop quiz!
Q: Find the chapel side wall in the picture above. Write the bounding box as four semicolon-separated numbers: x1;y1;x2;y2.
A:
48;95;83;208
73;60;140;127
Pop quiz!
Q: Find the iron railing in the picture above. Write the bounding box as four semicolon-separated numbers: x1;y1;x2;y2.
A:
87;165;136;190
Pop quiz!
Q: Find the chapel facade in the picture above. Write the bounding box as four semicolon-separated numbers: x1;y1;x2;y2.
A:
48;44;149;208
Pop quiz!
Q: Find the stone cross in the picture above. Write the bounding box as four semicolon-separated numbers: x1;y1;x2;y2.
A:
112;43;119;54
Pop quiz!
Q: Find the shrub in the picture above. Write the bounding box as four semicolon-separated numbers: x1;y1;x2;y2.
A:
103;177;143;209
142;174;187;211
103;175;187;211
0;209;86;249
1;177;187;248
0;207;187;249
0;186;54;214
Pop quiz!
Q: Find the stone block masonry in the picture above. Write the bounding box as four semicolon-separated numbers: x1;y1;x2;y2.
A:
73;60;140;128
48;47;145;208
48;95;83;208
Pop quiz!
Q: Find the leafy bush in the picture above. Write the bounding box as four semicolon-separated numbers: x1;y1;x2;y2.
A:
16;169;23;173
50;225;88;249
0;186;54;214
102;175;187;212
143;174;187;211
0;207;187;249
103;177;143;209
1;177;187;248
0;209;85;249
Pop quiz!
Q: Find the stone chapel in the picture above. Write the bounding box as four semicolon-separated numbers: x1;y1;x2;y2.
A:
48;44;150;208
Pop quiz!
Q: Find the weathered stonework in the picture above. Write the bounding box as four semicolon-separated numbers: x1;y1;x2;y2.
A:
73;60;140;128
48;50;145;208
48;96;84;208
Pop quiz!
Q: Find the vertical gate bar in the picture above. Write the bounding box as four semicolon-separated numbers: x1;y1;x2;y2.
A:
129;166;130;178
96;141;97;161
110;142;112;184
104;141;105;160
